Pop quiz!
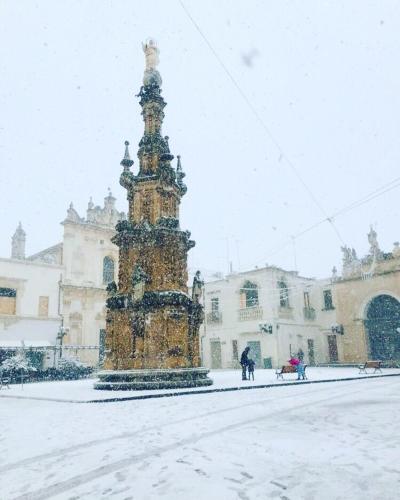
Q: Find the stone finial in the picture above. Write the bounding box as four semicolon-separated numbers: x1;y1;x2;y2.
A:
176;155;187;196
120;140;134;170
177;155;185;178
66;202;82;223
104;188;116;212
11;222;26;260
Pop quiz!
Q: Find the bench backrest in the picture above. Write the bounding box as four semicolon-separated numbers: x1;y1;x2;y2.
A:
281;365;297;374
365;360;381;368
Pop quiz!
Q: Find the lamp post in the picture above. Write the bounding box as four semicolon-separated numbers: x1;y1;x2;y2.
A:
57;325;68;361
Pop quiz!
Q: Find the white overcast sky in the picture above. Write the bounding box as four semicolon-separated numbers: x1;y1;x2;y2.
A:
1;0;399;278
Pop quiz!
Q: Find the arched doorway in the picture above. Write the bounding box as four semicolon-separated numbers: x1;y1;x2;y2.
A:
364;294;400;361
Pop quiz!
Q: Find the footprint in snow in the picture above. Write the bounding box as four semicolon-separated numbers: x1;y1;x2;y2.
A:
115;471;127;482
176;458;191;465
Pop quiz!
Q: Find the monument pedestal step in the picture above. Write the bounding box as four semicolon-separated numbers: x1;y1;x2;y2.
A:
94;367;213;391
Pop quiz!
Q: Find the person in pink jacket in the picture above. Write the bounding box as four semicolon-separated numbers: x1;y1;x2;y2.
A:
289;356;306;380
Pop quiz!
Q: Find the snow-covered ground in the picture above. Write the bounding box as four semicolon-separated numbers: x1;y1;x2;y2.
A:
1;367;399;402
1;373;399;499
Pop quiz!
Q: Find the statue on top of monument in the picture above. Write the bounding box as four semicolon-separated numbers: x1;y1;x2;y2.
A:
192;271;204;304
142;38;162;87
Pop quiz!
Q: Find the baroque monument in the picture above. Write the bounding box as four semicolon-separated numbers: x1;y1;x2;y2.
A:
95;40;212;390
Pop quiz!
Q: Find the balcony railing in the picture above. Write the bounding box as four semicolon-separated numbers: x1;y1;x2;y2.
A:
206;311;223;324
238;306;263;321
303;307;316;321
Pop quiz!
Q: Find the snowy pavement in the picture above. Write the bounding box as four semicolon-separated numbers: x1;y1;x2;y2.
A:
1;367;399;402
1;374;399;499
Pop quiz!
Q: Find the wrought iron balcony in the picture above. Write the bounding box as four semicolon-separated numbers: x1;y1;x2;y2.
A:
238;306;263;321
206;311;223;324
303;307;316;321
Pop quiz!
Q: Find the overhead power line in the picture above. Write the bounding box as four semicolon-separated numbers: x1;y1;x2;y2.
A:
253;174;400;266
179;0;345;245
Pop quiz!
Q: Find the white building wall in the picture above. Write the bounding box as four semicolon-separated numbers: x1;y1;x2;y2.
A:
0;257;63;347
201;267;335;370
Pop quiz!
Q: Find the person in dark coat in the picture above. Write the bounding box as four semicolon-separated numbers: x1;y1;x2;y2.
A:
240;346;250;380
247;358;255;381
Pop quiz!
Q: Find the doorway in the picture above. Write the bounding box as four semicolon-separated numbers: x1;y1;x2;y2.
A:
246;341;262;368
327;335;338;362
210;340;222;369
365;294;400;361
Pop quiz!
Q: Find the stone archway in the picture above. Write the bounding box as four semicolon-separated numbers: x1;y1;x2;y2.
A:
364;294;400;361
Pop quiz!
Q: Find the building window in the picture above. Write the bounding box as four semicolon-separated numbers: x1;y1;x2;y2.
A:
278;280;290;308
207;297;222;323
303;291;310;309
38;296;49;317
103;256;115;284
240;281;259;308
323;290;334;310
232;340;239;360
0;287;16;315
211;297;219;314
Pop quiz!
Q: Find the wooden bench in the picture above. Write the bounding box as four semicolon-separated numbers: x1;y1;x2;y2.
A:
276;365;307;380
358;360;382;374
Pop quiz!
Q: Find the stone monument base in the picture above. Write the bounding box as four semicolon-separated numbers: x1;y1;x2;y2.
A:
94;367;213;391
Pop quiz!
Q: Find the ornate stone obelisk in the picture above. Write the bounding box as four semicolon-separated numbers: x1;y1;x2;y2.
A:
95;40;212;390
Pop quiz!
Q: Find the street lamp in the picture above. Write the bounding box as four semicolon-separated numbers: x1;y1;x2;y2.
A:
57;325;69;359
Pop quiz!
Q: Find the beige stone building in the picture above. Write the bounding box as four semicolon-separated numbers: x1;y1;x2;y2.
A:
60;191;124;365
331;227;400;365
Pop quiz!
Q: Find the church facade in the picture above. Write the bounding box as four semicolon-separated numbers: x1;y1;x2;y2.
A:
0;192;124;366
